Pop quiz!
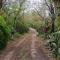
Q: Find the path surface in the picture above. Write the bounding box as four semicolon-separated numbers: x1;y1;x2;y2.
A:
0;28;51;60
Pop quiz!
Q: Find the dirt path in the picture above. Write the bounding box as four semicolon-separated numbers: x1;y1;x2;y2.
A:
0;28;51;60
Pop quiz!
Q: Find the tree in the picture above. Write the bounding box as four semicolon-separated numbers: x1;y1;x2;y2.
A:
0;0;3;9
45;0;56;33
0;0;6;9
52;0;60;16
3;0;27;33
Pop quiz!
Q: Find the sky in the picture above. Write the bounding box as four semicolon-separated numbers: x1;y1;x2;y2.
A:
11;0;49;17
22;0;49;17
11;0;44;10
27;0;43;8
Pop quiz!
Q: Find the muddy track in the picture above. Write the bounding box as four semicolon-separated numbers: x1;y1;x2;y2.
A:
0;28;51;60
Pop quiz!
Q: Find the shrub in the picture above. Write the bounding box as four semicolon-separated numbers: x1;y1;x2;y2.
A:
45;32;60;58
31;20;44;34
0;16;11;50
15;20;29;34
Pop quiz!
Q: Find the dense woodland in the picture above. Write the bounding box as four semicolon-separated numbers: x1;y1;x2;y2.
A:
0;0;60;60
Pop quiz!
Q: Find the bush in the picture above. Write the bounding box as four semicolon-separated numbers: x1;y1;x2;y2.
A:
31;20;44;34
0;16;11;50
15;20;29;34
45;32;60;58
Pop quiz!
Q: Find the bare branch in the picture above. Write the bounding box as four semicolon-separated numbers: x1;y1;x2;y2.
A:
34;8;44;20
45;0;49;8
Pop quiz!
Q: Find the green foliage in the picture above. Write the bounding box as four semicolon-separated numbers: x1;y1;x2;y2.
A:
55;16;60;31
45;32;60;58
0;16;11;50
15;20;29;34
31;20;44;34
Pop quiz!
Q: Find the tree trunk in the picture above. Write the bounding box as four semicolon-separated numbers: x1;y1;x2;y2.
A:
51;19;55;33
0;0;3;9
54;0;60;16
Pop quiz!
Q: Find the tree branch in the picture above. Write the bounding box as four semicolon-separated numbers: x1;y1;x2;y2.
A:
34;8;44;20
